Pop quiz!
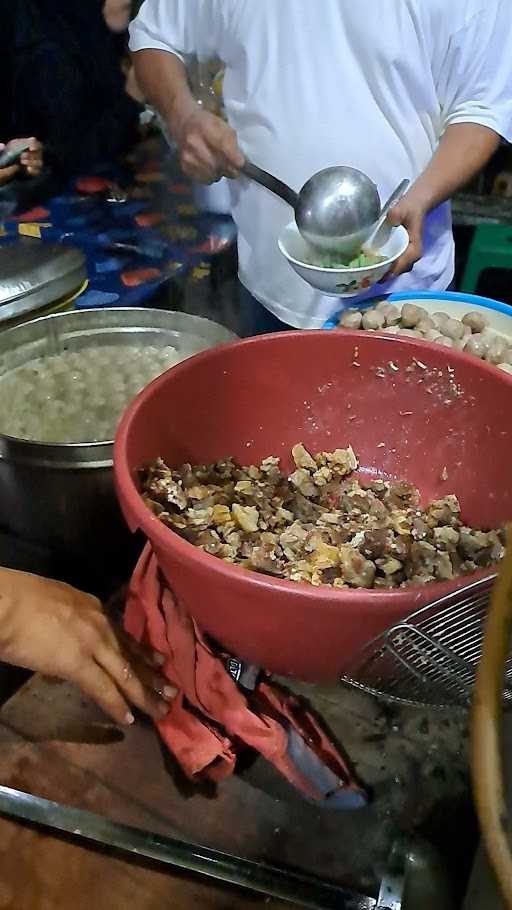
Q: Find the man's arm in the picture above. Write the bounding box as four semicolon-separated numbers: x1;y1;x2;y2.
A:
388;124;500;276
133;48;243;182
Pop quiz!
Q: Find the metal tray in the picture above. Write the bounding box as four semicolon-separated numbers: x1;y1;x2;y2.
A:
0;240;87;326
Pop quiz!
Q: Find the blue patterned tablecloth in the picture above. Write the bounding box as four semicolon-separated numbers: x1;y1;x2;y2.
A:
0;138;237;310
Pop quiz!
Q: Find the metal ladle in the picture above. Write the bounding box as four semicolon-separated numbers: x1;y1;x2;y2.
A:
241;160;409;256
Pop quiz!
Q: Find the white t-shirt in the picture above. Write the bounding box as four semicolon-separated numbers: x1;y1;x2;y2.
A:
130;0;512;328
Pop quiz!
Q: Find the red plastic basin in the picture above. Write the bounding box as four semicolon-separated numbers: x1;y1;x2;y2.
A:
114;331;512;681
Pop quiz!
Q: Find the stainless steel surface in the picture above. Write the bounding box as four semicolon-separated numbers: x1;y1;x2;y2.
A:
0;307;236;560
402;839;454;910
341;576;501;709
242;160;381;255
379;835;453;910
296;167;381;255
0;240;87;326
0;786;377;910
377;841;404;910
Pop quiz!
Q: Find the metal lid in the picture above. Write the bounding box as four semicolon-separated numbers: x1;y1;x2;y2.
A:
0;240;87;325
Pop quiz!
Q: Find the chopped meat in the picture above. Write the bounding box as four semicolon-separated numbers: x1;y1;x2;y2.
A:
289;469;318;498
338;546;376;587
384;481;420;510
195;530;223;555
232;503;259;533
248;544;284;576
433;526;460;551
376;557;403;577
141;443;503;591
425;496;461;528
292;443;317;471
360;529;393;560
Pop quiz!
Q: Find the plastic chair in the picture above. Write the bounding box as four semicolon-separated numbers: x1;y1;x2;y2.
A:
461;224;512;294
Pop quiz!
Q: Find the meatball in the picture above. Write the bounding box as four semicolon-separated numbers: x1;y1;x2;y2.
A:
434;335;454;348
339;308;363;329
398;328;422;338
441;318;465;341
416;317;436;335
378;303;401;326
462;311;489;334
432;311;449;330
464;333;490;359
401;303;428;328
485;336;509;366
362;309;386;330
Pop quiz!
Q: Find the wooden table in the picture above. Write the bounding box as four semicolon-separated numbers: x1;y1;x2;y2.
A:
0;673;471;909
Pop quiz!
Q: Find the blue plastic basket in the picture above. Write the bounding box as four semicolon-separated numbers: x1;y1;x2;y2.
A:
323;290;512;329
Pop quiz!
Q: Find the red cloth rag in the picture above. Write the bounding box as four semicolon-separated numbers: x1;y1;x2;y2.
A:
124;544;365;804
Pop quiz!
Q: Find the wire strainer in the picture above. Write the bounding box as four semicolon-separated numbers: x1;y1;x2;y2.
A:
340;574;512;710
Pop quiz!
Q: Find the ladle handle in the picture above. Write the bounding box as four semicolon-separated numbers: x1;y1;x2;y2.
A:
241;160;299;209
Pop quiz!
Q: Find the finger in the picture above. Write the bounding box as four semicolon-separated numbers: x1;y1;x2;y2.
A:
219;138;244;172
127;654;177;702
95;645;173;720
98;616;164;671
21;155;41;168
219;156;242;179
205;124;243;176
74;663;134;726
386;203;404;228
388;241;421;277
0;164;20;180
121;632;167;669
21;148;41;161
181;137;219;183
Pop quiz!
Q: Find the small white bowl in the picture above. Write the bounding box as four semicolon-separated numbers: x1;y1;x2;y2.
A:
278;222;410;297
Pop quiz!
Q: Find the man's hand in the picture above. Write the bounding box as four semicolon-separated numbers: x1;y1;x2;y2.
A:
0;569;175;726
103;0;131;32
385;124;501;279
385;189;427;277
173;104;244;184
0;138;44;185
19;138;43;178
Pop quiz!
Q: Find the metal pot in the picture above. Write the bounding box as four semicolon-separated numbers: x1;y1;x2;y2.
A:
0;308;236;576
0;240;87;329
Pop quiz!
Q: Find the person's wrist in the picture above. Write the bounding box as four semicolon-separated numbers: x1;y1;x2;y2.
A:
403;181;435;215
167;95;200;144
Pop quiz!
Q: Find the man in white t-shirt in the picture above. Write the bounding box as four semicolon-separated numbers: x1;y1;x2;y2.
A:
129;1;512;330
